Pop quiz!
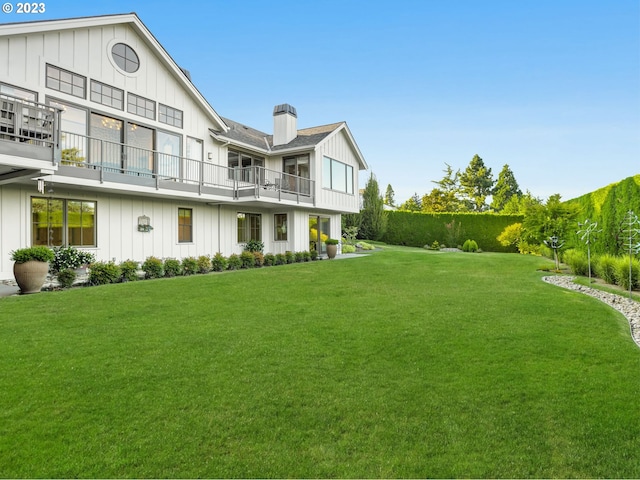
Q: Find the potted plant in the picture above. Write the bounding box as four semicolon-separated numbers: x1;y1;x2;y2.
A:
10;246;54;294
325;238;339;259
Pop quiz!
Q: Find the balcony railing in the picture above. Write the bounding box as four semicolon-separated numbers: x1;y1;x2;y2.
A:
58;131;314;202
0;94;61;162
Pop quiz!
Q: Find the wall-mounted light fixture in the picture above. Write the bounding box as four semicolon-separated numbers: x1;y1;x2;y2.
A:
137;215;153;232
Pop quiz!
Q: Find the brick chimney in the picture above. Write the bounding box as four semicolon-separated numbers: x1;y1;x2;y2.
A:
273;104;297;146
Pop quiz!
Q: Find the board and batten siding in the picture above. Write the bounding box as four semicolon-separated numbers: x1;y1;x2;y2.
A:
0;24;223;166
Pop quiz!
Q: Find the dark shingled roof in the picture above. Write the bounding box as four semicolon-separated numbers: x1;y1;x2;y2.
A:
216;117;344;152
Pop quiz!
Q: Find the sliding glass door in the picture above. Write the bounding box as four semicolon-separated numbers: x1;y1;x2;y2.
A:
309;215;330;255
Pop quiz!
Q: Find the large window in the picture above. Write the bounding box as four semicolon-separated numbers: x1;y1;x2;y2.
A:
322;156;354;194
157;130;182;178
178;208;193;243
46;64;86;98
274;214;288;241
237;213;261;243
32;197;96;247
228;150;264;183
283;154;310;194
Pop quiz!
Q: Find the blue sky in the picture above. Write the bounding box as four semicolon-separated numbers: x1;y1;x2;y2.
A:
3;0;638;203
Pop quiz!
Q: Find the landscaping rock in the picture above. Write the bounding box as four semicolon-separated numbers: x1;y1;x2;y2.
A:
543;275;640;348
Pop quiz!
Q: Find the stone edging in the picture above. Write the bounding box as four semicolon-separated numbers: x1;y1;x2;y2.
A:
542;275;640;349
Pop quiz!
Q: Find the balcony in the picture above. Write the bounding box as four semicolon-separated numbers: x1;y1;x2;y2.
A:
57;131;315;204
0;95;61;183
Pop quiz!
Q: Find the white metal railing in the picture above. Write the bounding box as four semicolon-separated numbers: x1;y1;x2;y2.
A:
58;131;314;201
0;94;61;160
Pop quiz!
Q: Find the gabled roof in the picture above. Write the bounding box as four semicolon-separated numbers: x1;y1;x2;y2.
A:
213;118;368;169
0;13;228;132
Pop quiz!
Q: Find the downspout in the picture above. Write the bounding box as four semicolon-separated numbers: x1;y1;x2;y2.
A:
218;204;221;254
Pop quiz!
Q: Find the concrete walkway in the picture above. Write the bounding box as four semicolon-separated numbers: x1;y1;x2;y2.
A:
0;283;20;297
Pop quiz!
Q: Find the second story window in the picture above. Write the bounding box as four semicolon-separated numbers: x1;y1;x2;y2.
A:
46;64;86;99
0;83;37;102
111;43;140;73
127;93;155;120
322;156;354;194
90;80;124;110
159;104;183;128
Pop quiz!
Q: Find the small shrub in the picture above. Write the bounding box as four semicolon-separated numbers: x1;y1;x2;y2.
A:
497;223;522;249
263;253;275;266
56;268;76;288
303;251;312;262
120;260;140;282
240;251;255;269
142;256;164;279
357;241;375;250
244;239;264;253
518;241;544;256
431;240;440;250
227;254;242;270
211;252;228;272
310;250;319;261
89;261;121;286
342;226;359;245
295;251;305;263
563;249;589;276
182;256;198;276
614;256;640;291
342;244;356;254
285;251;295;264
164;258;182;277
197;255;212;274
10;246;55;264
253;251;264;267
594;254;617;285
462;239;479;252
51;246;95;272
275;253;286;265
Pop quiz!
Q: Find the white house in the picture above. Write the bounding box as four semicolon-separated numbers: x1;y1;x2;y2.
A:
0;13;367;279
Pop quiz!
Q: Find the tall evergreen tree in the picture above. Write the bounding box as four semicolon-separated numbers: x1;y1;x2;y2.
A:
359;173;387;240
432;163;461;195
491;164;522;211
421;188;465;212
399;193;422;212
384;184;396;207
459;154;494;211
427;163;466;211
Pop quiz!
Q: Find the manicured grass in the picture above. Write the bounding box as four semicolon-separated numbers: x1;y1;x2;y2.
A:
1;247;639;478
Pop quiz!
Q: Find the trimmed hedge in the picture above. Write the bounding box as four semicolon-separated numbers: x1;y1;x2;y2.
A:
566;175;640;255
382;212;523;252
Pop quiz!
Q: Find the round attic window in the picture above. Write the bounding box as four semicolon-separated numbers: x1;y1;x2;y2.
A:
111;43;140;73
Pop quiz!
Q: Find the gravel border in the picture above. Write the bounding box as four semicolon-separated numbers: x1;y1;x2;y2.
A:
542;275;640;349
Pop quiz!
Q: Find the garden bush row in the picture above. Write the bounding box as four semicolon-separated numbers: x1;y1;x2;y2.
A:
85;250;320;286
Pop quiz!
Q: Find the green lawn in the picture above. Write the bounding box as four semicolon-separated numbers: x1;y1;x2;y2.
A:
1;246;639;478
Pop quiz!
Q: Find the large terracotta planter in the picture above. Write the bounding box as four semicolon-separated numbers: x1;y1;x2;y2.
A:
13;261;49;294
326;244;338;259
